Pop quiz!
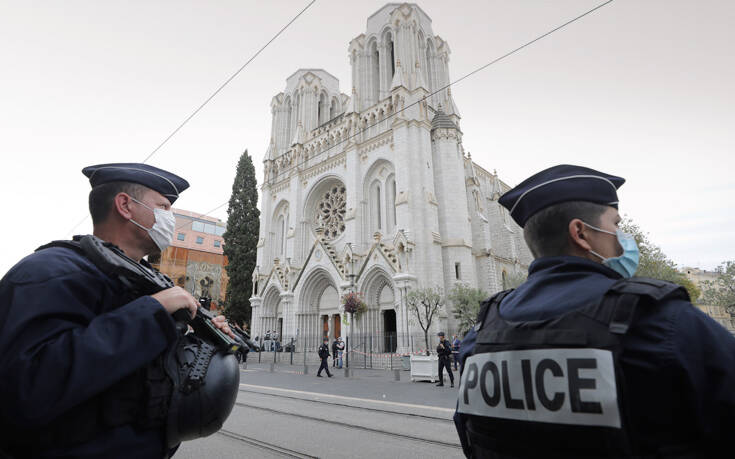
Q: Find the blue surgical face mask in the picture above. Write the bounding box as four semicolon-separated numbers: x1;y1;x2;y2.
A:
582;222;639;278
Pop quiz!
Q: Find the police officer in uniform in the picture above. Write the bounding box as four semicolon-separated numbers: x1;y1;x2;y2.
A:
454;165;735;458
0;163;236;458
316;338;333;378
436;331;454;387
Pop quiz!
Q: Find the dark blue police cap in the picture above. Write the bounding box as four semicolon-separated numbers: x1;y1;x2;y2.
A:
82;163;189;204
498;165;625;228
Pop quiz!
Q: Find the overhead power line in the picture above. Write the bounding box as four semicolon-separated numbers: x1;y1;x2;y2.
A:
141;0;317;164
171;0;615;226
265;0;614;184
66;0;317;237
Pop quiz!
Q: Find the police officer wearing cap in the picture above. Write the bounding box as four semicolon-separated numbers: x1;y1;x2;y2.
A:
0;163;236;458
436;332;454;387
454;165;735;458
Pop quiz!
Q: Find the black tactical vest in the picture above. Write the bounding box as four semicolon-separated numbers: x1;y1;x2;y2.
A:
457;277;691;459
4;238;240;456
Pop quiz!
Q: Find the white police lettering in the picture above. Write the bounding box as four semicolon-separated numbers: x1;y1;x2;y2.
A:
457;348;620;428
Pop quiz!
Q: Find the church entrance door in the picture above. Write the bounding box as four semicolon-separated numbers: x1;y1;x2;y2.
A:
321;315;329;340
383;309;397;352
332;314;341;339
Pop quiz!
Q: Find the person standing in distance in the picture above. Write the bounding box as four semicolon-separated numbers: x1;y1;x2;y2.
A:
331;336;339;368
451;334;461;370
316;337;333;378
454;164;735;458
0;163;235;458
436;332;454;387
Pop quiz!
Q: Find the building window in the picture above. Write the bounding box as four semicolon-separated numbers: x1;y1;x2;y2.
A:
196;236;204;244
455;262;461;280
386;175;396;232
177;233;185;241
192;221;205;232
214;240;221;247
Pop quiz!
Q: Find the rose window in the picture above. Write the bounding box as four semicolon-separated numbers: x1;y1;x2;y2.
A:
315;185;346;240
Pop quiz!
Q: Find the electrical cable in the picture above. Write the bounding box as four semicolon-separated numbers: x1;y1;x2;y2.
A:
66;0;317;237
182;0;615;225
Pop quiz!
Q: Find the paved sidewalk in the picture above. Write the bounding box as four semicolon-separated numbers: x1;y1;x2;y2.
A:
239;361;460;410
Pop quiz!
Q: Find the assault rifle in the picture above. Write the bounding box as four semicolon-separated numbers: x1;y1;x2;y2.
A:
71;235;252;353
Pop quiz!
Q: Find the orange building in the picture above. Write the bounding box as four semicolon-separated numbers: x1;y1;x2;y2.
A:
149;208;229;309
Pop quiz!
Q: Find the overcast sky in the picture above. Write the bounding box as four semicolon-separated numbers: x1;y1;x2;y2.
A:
1;0;733;277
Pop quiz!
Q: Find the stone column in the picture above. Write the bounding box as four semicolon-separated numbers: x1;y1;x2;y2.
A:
279;291;295;341
250;295;263;338
392;273;416;353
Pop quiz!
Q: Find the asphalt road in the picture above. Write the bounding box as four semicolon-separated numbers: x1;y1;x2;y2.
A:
176;362;464;458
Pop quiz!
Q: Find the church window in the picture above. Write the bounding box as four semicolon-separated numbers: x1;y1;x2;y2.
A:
316;185;346;240
502;270;508;289
330;98;339;120
455;262;461;280
284;97;292;146
277;216;285;257
318;92;328;125
369;41;379;105
426;40;436;98
386;174;396;232
389;40;395;78
375;185;382;230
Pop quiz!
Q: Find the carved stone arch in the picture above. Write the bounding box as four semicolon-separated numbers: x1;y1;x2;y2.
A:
263;286;281;316
364;271;394;310
298;266;340;347
355;266;395;350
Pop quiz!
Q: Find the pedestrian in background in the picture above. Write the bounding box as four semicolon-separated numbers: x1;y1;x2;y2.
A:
331;337;339;367
436;332;454;387
336;336;345;369
317;338;333;378
451;334;461;370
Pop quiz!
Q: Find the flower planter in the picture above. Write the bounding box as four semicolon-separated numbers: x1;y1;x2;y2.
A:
410;355;438;382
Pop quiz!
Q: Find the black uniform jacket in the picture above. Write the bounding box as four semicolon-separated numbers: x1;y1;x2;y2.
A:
0;246;179;458
436;340;452;359
455;256;735;454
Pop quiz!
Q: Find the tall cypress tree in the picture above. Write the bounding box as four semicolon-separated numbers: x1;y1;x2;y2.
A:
223;150;260;327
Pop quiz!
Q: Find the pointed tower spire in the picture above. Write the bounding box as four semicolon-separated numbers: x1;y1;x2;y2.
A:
391;59;406;90
265;137;276;159
414;60;428;91
345;87;357;114
290;121;305;146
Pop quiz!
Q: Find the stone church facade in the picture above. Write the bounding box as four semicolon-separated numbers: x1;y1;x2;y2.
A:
250;3;532;352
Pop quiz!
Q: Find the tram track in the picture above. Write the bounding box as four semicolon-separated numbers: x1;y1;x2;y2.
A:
217;428;319;458
237;386;455;422
233;400;462;450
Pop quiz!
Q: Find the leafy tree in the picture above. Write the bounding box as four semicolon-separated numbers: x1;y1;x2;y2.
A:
700;261;735;315
448;283;488;336
620;218;700;301
223;150;260;327
406;286;445;354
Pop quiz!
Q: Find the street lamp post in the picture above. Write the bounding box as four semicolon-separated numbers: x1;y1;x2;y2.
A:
346;245;357;370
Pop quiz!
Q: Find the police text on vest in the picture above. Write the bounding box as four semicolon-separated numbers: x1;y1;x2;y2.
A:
457;348;620;428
